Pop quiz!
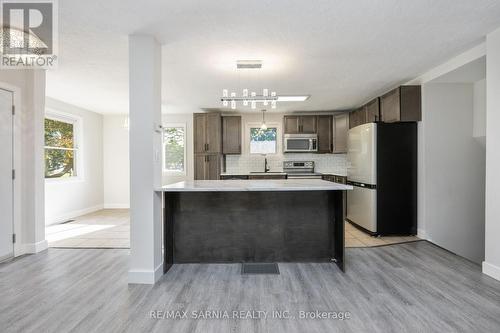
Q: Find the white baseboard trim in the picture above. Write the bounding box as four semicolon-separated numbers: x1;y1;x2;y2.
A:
417;228;426;239
24;240;48;254
128;263;164;285
46;204;104;225
103;203;130;209
483;261;500;281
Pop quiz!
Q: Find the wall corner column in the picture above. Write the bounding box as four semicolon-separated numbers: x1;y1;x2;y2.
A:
128;35;163;284
483;27;500;281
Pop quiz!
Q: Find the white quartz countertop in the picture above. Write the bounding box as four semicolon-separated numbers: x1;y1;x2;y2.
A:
157;179;353;192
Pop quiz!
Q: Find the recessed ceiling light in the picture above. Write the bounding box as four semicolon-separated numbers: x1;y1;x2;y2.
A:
276;95;310;102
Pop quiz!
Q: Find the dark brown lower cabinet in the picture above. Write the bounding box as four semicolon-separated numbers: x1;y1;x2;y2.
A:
220;175;249;180
322;174;347;184
248;174;287;180
194;154;221;180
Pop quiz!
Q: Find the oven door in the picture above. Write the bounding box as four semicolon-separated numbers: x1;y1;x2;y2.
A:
284;136;317;152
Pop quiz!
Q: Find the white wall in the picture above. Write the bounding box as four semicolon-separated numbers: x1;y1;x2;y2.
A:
44;98;104;225
484;27;500;280
473;79;486;142
103;115;130;208
162;113;194;185
0;69;47;254
420;83;485;263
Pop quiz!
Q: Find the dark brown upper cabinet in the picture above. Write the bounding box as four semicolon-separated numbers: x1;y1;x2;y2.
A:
284;116;300;134
366;98;380;123
222;116;241;154
317;115;333;153
380;86;421;123
349;106;367;129
194;113;221;154
300;115;317;133
284;115;317;134
333;113;349;153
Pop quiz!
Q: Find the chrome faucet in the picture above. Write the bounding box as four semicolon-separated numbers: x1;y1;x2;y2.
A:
264;157;270;173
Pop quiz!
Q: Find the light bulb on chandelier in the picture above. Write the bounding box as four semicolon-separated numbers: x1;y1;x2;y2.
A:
243;89;249;106
230;92;236;109
222;89;229;107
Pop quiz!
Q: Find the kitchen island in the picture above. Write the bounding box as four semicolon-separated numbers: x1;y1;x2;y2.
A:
158;179;352;273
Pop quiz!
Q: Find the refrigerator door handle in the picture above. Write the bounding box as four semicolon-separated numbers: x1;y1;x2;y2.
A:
347;180;377;189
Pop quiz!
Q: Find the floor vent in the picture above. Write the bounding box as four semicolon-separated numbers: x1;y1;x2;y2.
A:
241;263;280;275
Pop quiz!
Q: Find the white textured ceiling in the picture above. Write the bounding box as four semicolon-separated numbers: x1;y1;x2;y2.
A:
46;0;500;114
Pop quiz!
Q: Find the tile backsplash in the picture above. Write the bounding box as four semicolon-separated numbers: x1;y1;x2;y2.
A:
225;153;348;176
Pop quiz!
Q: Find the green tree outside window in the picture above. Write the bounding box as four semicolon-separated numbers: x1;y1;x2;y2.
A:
164;127;185;172
250;128;277;154
44;118;77;178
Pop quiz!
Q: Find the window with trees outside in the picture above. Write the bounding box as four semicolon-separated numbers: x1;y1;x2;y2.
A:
250;127;277;154
163;125;186;173
44;115;79;179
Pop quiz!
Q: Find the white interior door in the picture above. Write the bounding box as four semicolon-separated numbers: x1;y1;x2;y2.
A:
0;89;14;262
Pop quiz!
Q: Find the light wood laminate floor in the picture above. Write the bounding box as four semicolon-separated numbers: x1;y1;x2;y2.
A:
1;242;499;332
45;210;419;249
46;209;130;248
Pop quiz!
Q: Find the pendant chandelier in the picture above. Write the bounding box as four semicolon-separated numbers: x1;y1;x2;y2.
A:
221;88;277;110
221;60;309;110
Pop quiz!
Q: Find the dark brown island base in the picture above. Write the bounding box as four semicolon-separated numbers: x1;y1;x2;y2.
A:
158;179;352;274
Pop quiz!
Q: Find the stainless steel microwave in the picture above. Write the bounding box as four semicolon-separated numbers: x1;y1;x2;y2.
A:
284;134;318;153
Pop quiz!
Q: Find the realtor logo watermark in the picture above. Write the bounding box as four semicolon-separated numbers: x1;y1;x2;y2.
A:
0;0;58;69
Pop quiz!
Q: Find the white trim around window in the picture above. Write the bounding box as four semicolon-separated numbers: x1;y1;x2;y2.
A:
244;122;282;155
44;108;84;183
163;122;187;175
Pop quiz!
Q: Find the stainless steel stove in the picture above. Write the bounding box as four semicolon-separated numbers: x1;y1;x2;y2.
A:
283;161;323;179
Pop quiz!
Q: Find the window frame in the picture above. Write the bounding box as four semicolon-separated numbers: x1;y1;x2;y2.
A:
245;122;281;156
162;122;187;175
44;109;83;182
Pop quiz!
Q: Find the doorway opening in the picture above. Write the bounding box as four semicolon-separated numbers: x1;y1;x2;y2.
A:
0;88;14;262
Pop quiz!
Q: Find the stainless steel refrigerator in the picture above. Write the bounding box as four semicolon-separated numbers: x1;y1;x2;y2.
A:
346;122;417;235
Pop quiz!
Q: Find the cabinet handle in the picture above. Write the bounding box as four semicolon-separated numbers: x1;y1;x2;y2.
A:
207;143;209;151
331;143;333;152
